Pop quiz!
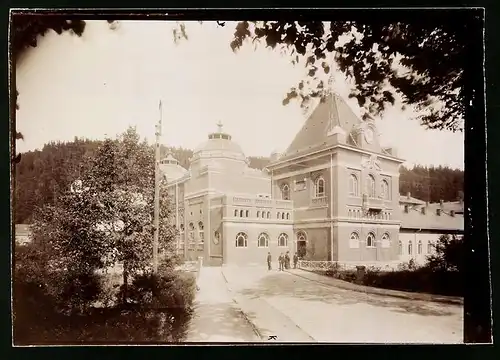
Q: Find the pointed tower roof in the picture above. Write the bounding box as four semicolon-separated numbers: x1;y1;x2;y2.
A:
276;93;362;162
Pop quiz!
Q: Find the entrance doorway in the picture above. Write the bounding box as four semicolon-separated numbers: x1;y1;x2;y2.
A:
296;231;307;258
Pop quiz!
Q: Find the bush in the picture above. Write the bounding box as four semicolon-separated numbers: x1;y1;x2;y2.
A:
426;234;463;273
360;267;462;296
123;269;196;310
312;261;462;297
13;243;196;344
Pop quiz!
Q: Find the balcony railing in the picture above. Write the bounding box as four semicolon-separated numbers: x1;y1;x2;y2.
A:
230;196;293;209
255;198;273;206
311;196;328;207
233;196;253;204
363;195;385;210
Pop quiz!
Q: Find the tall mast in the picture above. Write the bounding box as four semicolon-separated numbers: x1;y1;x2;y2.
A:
153;100;162;273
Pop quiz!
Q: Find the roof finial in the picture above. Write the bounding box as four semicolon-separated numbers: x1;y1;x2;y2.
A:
216;120;223;133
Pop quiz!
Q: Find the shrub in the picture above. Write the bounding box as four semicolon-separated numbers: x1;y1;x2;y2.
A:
121;268;196;311
426;234;463;273
358;267;462;296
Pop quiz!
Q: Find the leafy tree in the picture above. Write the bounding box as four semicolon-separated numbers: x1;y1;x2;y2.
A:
426;234;464;273
30;127;176;307
230;17;479;132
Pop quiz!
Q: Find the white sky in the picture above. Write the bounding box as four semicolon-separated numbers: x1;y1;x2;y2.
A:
16;20;464;170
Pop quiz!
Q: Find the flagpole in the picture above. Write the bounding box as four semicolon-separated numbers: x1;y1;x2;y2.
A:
153;100;162;273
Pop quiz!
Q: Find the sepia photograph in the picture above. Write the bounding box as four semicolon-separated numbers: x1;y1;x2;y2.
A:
10;8;490;345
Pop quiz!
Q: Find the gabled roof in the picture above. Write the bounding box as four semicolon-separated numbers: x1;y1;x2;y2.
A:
400;207;464;232
278;93;362;162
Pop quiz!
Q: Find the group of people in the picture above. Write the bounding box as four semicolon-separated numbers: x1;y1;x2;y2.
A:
266;251;299;271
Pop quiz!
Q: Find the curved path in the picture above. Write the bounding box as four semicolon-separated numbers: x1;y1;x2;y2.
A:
222;266;463;344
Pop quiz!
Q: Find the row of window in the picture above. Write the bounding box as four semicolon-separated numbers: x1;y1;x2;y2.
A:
234;209;291;220
398;240;434;256
350;174;390;199
280;177;324;200
235;232;289;248
176;221;204;243
347;209;392;220
280;174;391;201
349;232;390;248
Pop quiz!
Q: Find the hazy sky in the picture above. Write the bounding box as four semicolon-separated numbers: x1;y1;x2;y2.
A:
16;20;464;169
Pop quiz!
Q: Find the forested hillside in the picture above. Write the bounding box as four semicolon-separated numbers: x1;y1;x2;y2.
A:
14;139;464;224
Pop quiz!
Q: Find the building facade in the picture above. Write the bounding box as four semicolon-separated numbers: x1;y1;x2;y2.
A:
162;95;464;267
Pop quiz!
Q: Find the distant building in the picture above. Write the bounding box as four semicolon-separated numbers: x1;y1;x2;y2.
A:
15;224;31;245
161;95;463;267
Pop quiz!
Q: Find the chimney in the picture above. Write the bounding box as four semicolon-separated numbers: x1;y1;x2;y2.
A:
407;192;411;199
436;208;441;216
440;200;444;208
421;206;426;215
450;210;455;217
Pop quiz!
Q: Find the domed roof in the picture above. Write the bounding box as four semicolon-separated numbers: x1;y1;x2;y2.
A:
159;152;188;182
191;121;246;162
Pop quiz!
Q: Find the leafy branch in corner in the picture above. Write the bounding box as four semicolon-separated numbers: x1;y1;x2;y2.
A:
230;20;471;132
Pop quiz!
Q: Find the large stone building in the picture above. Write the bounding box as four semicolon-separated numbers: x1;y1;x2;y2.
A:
162;94;464;267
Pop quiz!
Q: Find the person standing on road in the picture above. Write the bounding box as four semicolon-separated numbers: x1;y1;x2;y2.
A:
267;252;272;270
278;253;284;271
285;251;290;270
293;252;299;269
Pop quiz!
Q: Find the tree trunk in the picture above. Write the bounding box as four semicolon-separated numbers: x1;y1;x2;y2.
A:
122;261;128;305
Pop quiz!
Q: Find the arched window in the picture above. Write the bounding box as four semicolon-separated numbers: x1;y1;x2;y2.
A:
246;210;250;217
277;212;281;219
418;240;423;254
240;210;244;217
257;233;269;248
366;232;375;247
315;177;325;198
257;210;261;218
366;174;376;198
235;232;248;248
381;179;390;200
398;241;403;255
408;240;413;255
297;231;307;242
267;211;271;219
198;221;204;243
281;212;285;220
281;184;290;200
349;174;359;196
278;233;288;247
214;231;221;245
188;222;195;241
349;232;360;248
179;223;185;247
286;213;290;220
234;209;238;217
381;233;390;248
427;241;433;254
